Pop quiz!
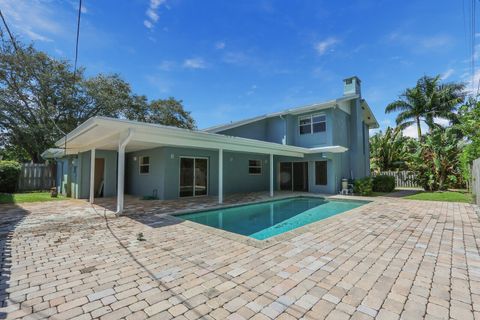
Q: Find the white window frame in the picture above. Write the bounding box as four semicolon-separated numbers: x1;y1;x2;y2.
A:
299;113;326;135
139;156;150;175
178;156;209;197
248;159;263;175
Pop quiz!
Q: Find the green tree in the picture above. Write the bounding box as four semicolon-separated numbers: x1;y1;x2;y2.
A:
385;75;465;140
412;127;462;191
369;126;416;172
456;99;480;184
125;97;196;130
0;33;196;162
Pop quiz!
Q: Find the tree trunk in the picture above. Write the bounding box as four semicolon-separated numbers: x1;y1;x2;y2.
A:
416;117;422;141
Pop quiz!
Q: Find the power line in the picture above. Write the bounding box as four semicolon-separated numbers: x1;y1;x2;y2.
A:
0;8;18;52
61;0;83;156
73;0;83;80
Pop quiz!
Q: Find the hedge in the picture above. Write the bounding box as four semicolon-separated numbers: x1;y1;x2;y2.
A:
0;160;21;193
353;177;373;196
372;175;395;193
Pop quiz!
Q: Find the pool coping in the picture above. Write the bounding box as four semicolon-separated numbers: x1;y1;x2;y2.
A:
159;194;374;249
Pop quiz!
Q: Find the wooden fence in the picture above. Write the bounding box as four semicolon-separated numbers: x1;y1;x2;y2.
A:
473;158;480;205
18;163;55;191
371;170;420;188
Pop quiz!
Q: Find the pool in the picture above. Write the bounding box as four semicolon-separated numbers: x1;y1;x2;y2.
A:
177;197;368;240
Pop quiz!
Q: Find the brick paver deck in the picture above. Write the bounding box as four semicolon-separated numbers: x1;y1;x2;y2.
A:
0;195;479;319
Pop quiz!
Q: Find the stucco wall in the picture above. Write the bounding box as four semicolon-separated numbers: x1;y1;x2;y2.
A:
126;148;166;199
223;152;269;194
273;153;340;194
125;146;272;200
220;119;268;141
78;150;118;199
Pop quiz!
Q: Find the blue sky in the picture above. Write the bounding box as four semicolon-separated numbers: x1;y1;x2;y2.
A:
0;0;473;135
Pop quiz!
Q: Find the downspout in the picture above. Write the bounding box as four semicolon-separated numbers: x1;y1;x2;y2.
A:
116;129;134;215
280;115;287;145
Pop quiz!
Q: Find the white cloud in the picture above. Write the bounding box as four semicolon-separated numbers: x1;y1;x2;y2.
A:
441;68;455;80
183;58;207;69
314;37;339;55
434;117;450;127
144;20;154;29
215;41;226;50
462;68;480;95
0;0;65;42
420;35;453;49
403;124;419;139
144;0;166;29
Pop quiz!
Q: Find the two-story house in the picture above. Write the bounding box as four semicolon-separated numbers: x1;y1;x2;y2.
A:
43;76;378;214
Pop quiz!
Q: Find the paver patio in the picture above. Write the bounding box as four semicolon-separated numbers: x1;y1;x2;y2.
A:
0;194;479;319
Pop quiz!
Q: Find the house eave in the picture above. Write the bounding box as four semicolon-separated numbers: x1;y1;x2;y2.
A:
51;117;349;158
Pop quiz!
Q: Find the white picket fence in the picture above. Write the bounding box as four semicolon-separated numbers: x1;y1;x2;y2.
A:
18;163;55;191
473;158;480;205
372;170;420;188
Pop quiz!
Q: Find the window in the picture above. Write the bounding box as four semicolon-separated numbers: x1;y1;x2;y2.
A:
299;116;312;135
139;156;150;174
312;115;326;133
299;114;326;135
248;160;262;175
315;161;327;185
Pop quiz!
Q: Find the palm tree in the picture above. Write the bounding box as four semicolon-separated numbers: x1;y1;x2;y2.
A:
369;126;416;172
385;75;465;140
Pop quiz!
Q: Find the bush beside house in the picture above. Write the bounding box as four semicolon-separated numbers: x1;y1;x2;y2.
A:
0;160;21;193
354;177;373;196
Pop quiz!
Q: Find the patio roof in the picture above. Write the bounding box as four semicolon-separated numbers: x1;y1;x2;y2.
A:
52;116;348;158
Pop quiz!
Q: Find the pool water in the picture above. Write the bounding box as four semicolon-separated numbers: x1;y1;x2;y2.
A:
177;197;368;240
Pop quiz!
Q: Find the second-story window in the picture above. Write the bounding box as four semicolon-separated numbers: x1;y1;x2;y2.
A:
299;114;326;135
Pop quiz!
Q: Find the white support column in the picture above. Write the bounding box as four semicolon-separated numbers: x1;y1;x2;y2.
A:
270;153;274;197
218;148;223;204
89;148;95;203
116;129;134;215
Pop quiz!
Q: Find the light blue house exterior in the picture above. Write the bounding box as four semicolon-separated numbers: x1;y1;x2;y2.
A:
43;77;378;214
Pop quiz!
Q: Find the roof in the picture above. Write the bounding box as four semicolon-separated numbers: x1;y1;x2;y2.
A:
41;148;65;159
204;94;379;132
48;117;348;159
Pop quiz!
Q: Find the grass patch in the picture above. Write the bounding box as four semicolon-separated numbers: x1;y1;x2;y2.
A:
403;191;472;203
0;192;67;204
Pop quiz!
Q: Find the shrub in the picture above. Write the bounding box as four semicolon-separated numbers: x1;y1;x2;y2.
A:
372;175;395;193
0;160;21;193
353;177;373;196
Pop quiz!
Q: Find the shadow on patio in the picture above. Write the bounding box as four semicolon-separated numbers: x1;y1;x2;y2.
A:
0;203;29;319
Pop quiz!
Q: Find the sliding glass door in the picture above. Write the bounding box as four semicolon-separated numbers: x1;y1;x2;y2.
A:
279;161;308;191
179;157;208;197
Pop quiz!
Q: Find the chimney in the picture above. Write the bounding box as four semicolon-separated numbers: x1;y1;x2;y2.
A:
343;76;361;96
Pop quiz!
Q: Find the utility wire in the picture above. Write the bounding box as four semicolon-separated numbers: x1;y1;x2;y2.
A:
73;0;82;80
62;0;83;156
0;8;18;52
0;9;15;48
